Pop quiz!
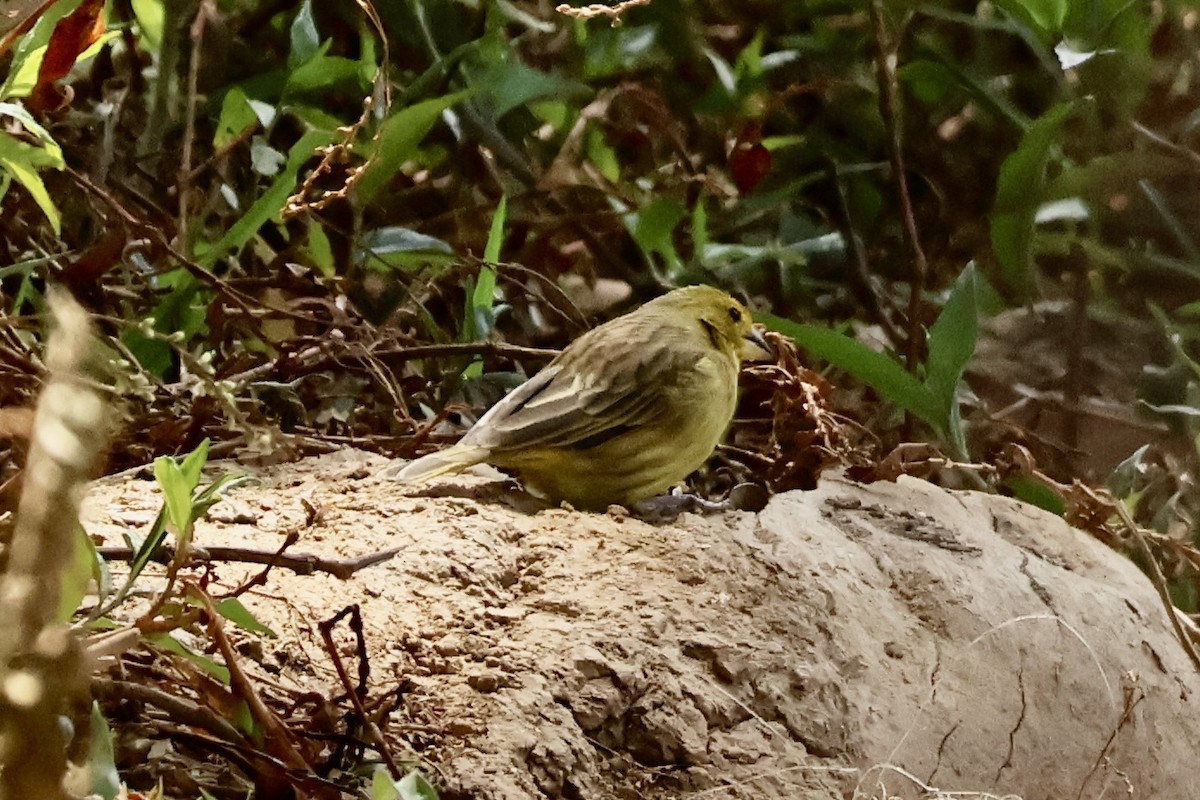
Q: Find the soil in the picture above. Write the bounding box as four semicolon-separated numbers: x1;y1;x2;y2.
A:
81;449;1200;799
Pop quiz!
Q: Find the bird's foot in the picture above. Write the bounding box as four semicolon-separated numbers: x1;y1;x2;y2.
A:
626;483;769;523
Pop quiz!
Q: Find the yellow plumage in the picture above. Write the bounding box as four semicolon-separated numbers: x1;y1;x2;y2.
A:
389;285;769;510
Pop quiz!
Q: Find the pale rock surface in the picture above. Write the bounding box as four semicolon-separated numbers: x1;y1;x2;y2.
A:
81;450;1200;799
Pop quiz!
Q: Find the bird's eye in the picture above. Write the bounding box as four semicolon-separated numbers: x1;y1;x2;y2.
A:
728;306;742;323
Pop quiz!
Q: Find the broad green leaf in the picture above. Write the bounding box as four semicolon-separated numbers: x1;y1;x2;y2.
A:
289;0;320;69
89;703;120;800
216;597;276;638
762;314;941;429
990;101;1074;298
353;91;471;204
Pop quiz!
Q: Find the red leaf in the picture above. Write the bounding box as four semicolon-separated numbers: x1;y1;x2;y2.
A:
729;123;772;194
27;0;104;113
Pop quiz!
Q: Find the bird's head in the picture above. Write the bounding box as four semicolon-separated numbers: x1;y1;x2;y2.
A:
655;285;773;362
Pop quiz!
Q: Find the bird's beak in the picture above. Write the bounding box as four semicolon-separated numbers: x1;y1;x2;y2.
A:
741;326;774;361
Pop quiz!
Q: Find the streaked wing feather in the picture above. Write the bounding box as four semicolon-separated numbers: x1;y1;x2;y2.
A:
460;319;695;452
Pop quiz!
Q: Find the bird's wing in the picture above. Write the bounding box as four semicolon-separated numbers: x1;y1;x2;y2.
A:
460;319;697;452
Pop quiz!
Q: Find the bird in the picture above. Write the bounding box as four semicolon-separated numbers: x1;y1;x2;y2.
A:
387;284;771;510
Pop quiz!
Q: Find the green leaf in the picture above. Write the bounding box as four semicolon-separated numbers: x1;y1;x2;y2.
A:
990;101;1074;298
396;770;440;800
214;87;258;149
57;526;101;623
289;0;320;69
762;314;941;430
477;61;590;120
191;472;249;519
1108;444;1150;499
484;194;507;263
131;0;165;51
353;91;472;205
2;156;59;232
216;597;276;638
154;457;193;534
1004;474;1066;515
464;195;507;358
179;438;211;490
126;508;169;589
626;197;686;277
993;0;1068;39
200;128;337;266
146;632;231;684
89;702;120;800
305;218;335;276
924;263;980;457
372;768;400;800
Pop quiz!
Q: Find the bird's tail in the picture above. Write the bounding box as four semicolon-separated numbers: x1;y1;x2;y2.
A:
384;444;491;483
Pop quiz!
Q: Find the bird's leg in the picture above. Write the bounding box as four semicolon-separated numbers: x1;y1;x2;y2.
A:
628;483;769;522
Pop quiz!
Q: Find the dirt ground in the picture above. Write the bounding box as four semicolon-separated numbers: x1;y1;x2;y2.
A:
81;449;1200;799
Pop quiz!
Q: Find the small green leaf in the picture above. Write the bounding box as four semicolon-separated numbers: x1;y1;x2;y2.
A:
993;0;1068;39
626;197;686;277
924;263;980;457
991;101;1074;298
57;526;101;623
477;61;590;120
396;770;440;800
215;597;277;638
89;702;120;800
146;633;231;684
214;86;259;148
354;92;472;205
372;768;400;800
126;508;169;588
178;438;211;490
1108;444;1150;499
201;129;337;266
305;218;335;276
289;0;320;69
1004;474;1066;515
484;195;507;263
154;457;193;534
131;0;164;51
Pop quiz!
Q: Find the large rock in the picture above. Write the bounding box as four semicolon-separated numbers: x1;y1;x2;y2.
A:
82;451;1200;798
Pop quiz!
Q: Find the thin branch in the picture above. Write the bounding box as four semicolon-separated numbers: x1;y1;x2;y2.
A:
868;1;928;373
97;543;401;581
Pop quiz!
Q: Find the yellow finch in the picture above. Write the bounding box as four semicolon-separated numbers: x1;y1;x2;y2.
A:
389;285;769;510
